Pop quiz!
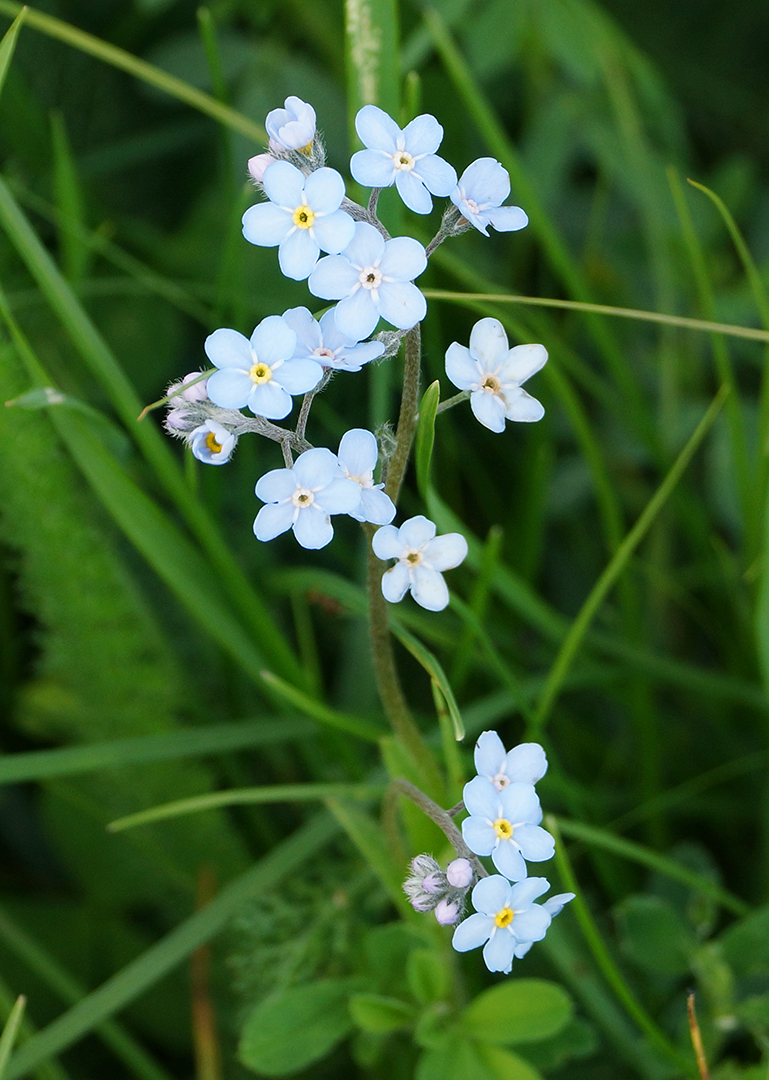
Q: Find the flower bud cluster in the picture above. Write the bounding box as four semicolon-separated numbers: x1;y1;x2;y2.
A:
403;854;475;925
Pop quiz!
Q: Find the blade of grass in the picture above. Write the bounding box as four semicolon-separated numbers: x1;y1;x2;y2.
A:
529;386;728;737
4;815;339;1080
325;798;409;912
258;670;384;743
391;624;464;741
414;380;439;501
50;112;89;285
0;998;25;1080
0;7;24;102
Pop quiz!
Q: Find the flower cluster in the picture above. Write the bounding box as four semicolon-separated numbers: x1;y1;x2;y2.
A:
403;854;475;925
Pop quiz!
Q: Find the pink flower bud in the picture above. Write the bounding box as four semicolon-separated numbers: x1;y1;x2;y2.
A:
410;894;434;913
422;873;445;894
180;372;208;402
446;858;473;888
165;409;192;431
434;900;460;925
248;153;277;183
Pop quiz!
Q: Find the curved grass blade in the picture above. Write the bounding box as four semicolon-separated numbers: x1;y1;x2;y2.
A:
259;671;384;743
414;380;439;500
0;998;25;1080
391;624;464;741
0;6;25;102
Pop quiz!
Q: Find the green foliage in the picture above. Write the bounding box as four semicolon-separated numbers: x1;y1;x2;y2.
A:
461;979;572;1045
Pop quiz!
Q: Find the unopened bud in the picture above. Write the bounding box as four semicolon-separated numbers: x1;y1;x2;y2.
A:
248;153;277;183
434;900;460;926
446;858;473;889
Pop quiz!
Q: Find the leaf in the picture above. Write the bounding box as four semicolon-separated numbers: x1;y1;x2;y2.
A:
614;895;696;976
720;904;769;977
0;997;25;1080
0;6;24;103
475;1044;543;1080
238;979;356;1076
348;993;412;1034
462;979;572;1046
392;625;465;741
518;1017;597;1072
325;799;410;912
407;949;450;1006
415;380;440;500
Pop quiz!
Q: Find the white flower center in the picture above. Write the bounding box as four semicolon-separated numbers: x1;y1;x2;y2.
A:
405;549;423;566
481;374;501;394
492;772;510;791
464;197;481;215
392;150;415;172
314;347;336;360
292;204;315;229
359;265;383;291
292;487;315;508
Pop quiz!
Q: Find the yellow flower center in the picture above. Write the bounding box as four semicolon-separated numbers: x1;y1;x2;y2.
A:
493;817;513;840
250;362;273;384
292;488;314;508
293;204;315;229
299;142;313;156
482;374;501;394
204;431;223;454
494;906;514;929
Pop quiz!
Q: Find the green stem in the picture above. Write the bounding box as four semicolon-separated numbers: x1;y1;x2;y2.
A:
384;324;421;503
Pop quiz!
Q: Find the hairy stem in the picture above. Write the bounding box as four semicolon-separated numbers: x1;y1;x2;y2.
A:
393;780;487;877
295;369;333;441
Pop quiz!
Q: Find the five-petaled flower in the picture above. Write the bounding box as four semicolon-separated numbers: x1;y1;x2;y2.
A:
351;105;457;214
242;162;355;281
337;429;396;525
445;317;547;432
254;447;361;549
282;306;384;373
205;317;323;420
188;420;235;465
309;222;427;341
452;876;553;974
461;775;555;880
372;515;467;612
450;158;529;236
474;731;548;791
265;95;316;152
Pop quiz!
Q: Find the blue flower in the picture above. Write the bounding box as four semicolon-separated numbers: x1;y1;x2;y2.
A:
452;876;553;974
351;105;457;214
461;775;554;881
265;96;316;152
513;892;575;959
282;306;384;373
204;316;322;420
308;222;427;340
337;429;395;525
242;162;355;281
445;317;547;432
474;731;548;791
188;420;235;465
372;515;467;612
451;158;528;236
254;447;361;549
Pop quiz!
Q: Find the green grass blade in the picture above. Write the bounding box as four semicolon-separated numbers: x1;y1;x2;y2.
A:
529;386;728;737
0;998;25;1080
4;815;340;1080
0;2;264;141
0;719;315;786
344;0;400;124
325;798;409;912
449;524;502;694
0;6;24;102
414;380;439;500
259;671;385;743
392;625;464;741
108;783;386;833
50;111;89;285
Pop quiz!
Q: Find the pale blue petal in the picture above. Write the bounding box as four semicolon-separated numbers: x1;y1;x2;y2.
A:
395;169;433;214
334;289;378;340
454;202;490;235
543;893;575;917
308;256;360;300
304;167;346;214
342;221;385;268
378;281;426;330
255;468;296;503
462;775;500;819
499;343;548;385
242;203;291;247
422;532;468;572
469;317;509;369
505;743;548;784
250;315;296;367
204;327;251;370
316;477;361;514
509;877;551;908
358;487;396;525
350;149;396;188
262;160;305;207
317;309;350;349
275;358;323;394
515;823;555;863
471;875;514;916
311;209;356;254
483;929;516;973
511;906;551;943
248;381;292;420
402;113;443;156
371;524;401;560
491;841;528;882
292;446;339;489
411;565;449;611
461;815;497;857
206;368;251;409
293;506;333;549
460;158;510;206
445;342;480;391
514;941;533;959
486;205;529;232
414;154;457;195
474;731;506;779
452;913;493;953
381;562;410;603
282;307;321;355
499;782;541;824
379;236;427;280
339;428;378;475
398;515;435;549
253;500;295;541
470;390;506;432
278;227;319;280
340;339;384;365
503;387;545;423
355;104;400;152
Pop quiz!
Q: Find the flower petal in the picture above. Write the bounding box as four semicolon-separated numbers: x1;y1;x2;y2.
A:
414;153;457;196
511;905;551;943
502;387;545;423
334;289;378;341
474;731;506;779
204;327;251;370
255;468;296;503
248;381;292;420
242;202;291;247
315;477;361;515
311;209;356;255
262;159;305;207
342;221;385;268
308;255;360;301
381;562;410;603
293;506;333;549
355;104;400;152
339;428;378;476
358;487;396;525
461;815;497;857
333;339;385;369
304;167;345;214
422;533;468;572
253;500;295;542
452;913;493;953
250;315;296;367
398;515;436;549
509;876;551;908
459;158;510;206
469;317;509;369
371;524;402;560
402;113;443;156
292;446;339;489
278;227;319;280
379;237;427;281
491;841;528;882
411;565;449;611
470;390;507;432
394;169;433;214
206;368;251;409
445;342;480;391
471;874;514;916
505;743;548;785
283;306;321;355
499;782;541;824
275;358;323;394
350;149;396;188
498;343;549;385
514;823;555;863
486;205;529;232
463;775;500;819
483;928;516;973
378;281;426;330
543;893;575;917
